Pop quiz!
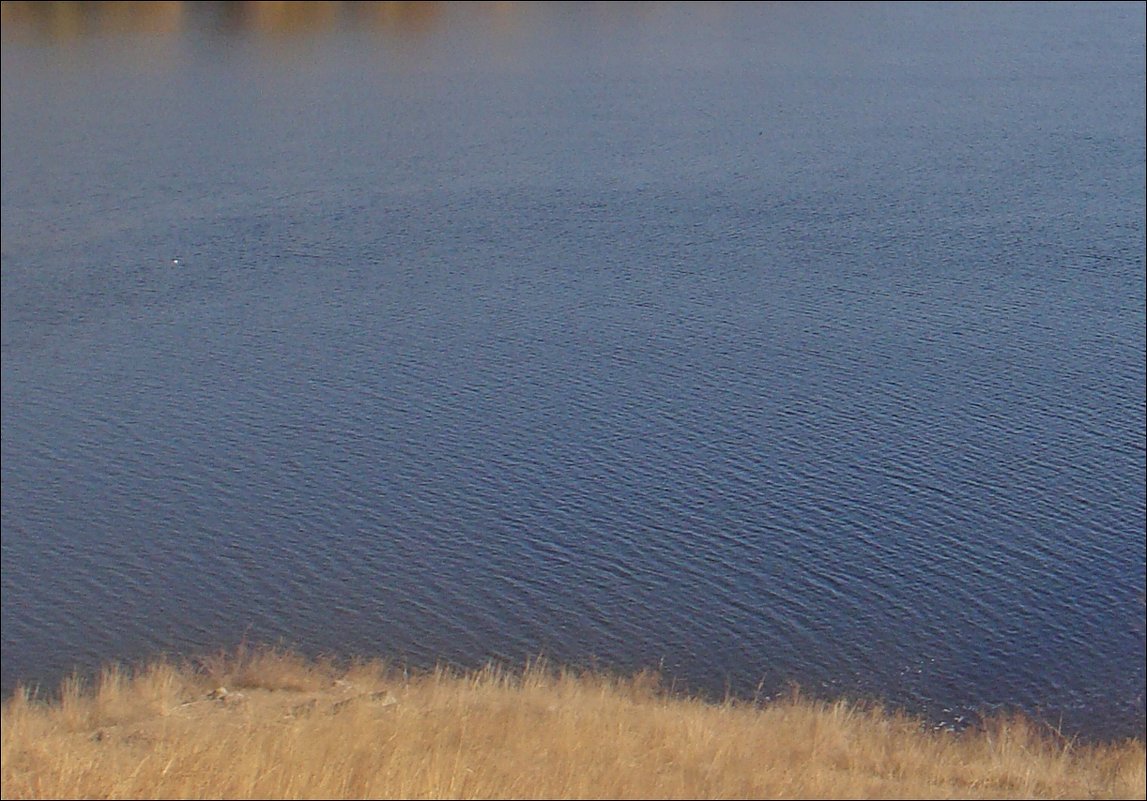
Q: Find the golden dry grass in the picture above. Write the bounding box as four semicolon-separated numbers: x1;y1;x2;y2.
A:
2;647;1143;800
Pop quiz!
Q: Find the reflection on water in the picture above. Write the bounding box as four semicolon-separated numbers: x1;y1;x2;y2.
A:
1;1;467;41
2;1;189;38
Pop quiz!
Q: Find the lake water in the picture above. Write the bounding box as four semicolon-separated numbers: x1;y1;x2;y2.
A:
2;1;1144;740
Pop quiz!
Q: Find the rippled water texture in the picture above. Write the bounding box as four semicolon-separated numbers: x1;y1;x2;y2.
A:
2;2;1144;739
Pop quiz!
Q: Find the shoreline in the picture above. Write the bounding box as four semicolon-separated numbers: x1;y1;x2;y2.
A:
3;646;1143;799
4;643;1142;747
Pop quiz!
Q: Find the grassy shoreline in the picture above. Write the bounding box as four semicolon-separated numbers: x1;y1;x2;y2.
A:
2;647;1143;799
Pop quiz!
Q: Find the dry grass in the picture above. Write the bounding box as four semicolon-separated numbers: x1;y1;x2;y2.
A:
2;647;1143;800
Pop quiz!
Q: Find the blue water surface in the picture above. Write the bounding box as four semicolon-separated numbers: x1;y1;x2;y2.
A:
2;1;1144;739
